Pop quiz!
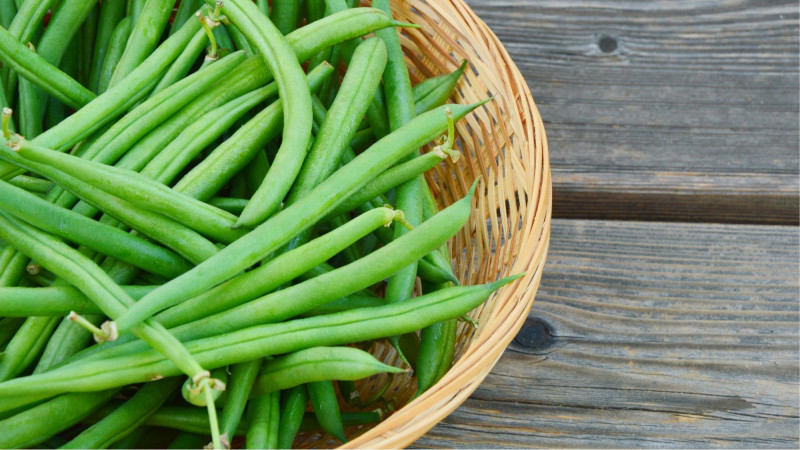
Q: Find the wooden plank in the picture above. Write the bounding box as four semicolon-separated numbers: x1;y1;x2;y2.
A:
414;219;799;448
464;0;799;224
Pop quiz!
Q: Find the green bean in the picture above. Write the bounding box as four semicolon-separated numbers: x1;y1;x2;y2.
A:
308;381;346;442
221;359;263;445
96;16;133;94
0;318;24;351
208;197;248;215
413;60;468;114
89;0;126;93
77;4;99;87
0;285;154;317
212;24;235;54
277;385;308;449
0;150;219;264
227;23;255;56
286;37;387;206
417;257;459;285
114;102;481;333
246;391;280;449
108;0;178;87
62;377;182;449
0;178;193;278
0;276;521;400
252;347;403;396
171;0;204;36
0;25;96;110
0;316;60;381
17;51;43;139
168;432;209;449
0;389;119;449
217;0;312;229
299;294;384;317
112;427;148;449
416;294;458;395
0;0;14;29
150;26;210;96
272;0;300;35
326;149;452;219
306;0;326;23
14;140;247;244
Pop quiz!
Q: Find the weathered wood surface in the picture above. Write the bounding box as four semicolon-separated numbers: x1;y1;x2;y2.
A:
465;0;799;224
415;219;799;447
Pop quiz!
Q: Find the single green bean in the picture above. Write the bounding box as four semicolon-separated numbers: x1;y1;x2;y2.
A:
78;4;98;87
308;381;346;442
252;347;402;396
218;0;312;229
0;283;146;317
0;0;14;29
221;359;262;445
96;16;133;94
271;0;300;35
114;102;481;333
108;0;178;87
277;385;308;449
89;0;126;93
246;391;280;449
17;60;43;139
62;377;182;449
171;0;204;36
413;60;468;114
208;197;248;215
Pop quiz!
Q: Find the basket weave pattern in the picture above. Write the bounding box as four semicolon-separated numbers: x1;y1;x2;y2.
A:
297;0;551;447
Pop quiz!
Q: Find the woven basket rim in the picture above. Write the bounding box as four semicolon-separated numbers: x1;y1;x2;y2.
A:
340;0;552;447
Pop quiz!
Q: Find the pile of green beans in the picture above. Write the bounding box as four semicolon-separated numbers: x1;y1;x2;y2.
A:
0;1;517;448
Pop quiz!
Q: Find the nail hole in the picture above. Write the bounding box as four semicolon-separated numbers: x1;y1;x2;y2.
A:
514;317;556;350
598;35;618;53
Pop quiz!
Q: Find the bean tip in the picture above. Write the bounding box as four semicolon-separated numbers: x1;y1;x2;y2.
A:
392;20;423;29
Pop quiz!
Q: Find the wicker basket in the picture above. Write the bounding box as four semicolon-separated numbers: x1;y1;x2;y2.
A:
293;0;552;448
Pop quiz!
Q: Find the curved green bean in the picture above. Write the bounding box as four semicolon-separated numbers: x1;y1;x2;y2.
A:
252;347;402;396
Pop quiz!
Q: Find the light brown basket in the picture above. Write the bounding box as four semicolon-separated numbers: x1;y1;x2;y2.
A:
296;0;551;447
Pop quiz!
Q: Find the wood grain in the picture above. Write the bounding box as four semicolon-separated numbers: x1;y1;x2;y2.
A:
414;219;799;448
465;0;799;224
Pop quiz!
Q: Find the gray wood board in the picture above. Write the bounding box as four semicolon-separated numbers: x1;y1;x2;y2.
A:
414;219;800;447
465;0;799;224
